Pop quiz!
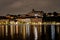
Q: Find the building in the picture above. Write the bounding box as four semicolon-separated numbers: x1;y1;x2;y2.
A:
0;9;60;40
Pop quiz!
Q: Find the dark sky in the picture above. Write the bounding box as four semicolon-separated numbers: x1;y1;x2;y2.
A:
0;0;60;16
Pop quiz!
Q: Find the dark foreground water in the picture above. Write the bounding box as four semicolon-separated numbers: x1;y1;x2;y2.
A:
0;34;60;40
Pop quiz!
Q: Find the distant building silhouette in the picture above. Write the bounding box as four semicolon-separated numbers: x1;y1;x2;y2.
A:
0;9;60;40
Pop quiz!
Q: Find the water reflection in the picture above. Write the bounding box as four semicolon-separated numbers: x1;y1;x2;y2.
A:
34;26;38;40
0;23;60;40
51;25;55;40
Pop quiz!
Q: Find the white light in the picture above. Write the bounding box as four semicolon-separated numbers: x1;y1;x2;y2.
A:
35;14;38;16
34;26;38;40
15;22;18;24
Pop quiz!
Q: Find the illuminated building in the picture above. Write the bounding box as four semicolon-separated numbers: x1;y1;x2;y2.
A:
0;9;60;40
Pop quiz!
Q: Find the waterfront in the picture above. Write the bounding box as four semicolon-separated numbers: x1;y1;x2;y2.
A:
0;10;60;40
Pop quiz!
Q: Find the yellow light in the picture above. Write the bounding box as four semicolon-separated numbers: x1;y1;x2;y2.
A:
32;22;35;25
1;22;6;24
38;22;42;25
26;22;29;24
56;22;60;25
43;22;47;25
10;21;15;25
52;22;56;25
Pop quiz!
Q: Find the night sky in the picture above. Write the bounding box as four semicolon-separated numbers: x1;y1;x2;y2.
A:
0;0;60;16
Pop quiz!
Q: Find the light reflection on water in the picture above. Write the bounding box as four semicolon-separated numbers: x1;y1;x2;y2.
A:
34;26;38;40
51;25;55;40
0;24;59;40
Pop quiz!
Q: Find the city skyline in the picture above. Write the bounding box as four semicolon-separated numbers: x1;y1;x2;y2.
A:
0;9;60;40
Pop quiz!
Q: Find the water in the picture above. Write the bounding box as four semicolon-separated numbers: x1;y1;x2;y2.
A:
51;25;55;40
34;26;38;40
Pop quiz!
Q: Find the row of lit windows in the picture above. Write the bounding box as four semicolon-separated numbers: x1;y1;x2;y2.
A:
0;22;60;25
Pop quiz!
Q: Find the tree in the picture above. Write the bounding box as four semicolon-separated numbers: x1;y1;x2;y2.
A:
53;12;58;16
